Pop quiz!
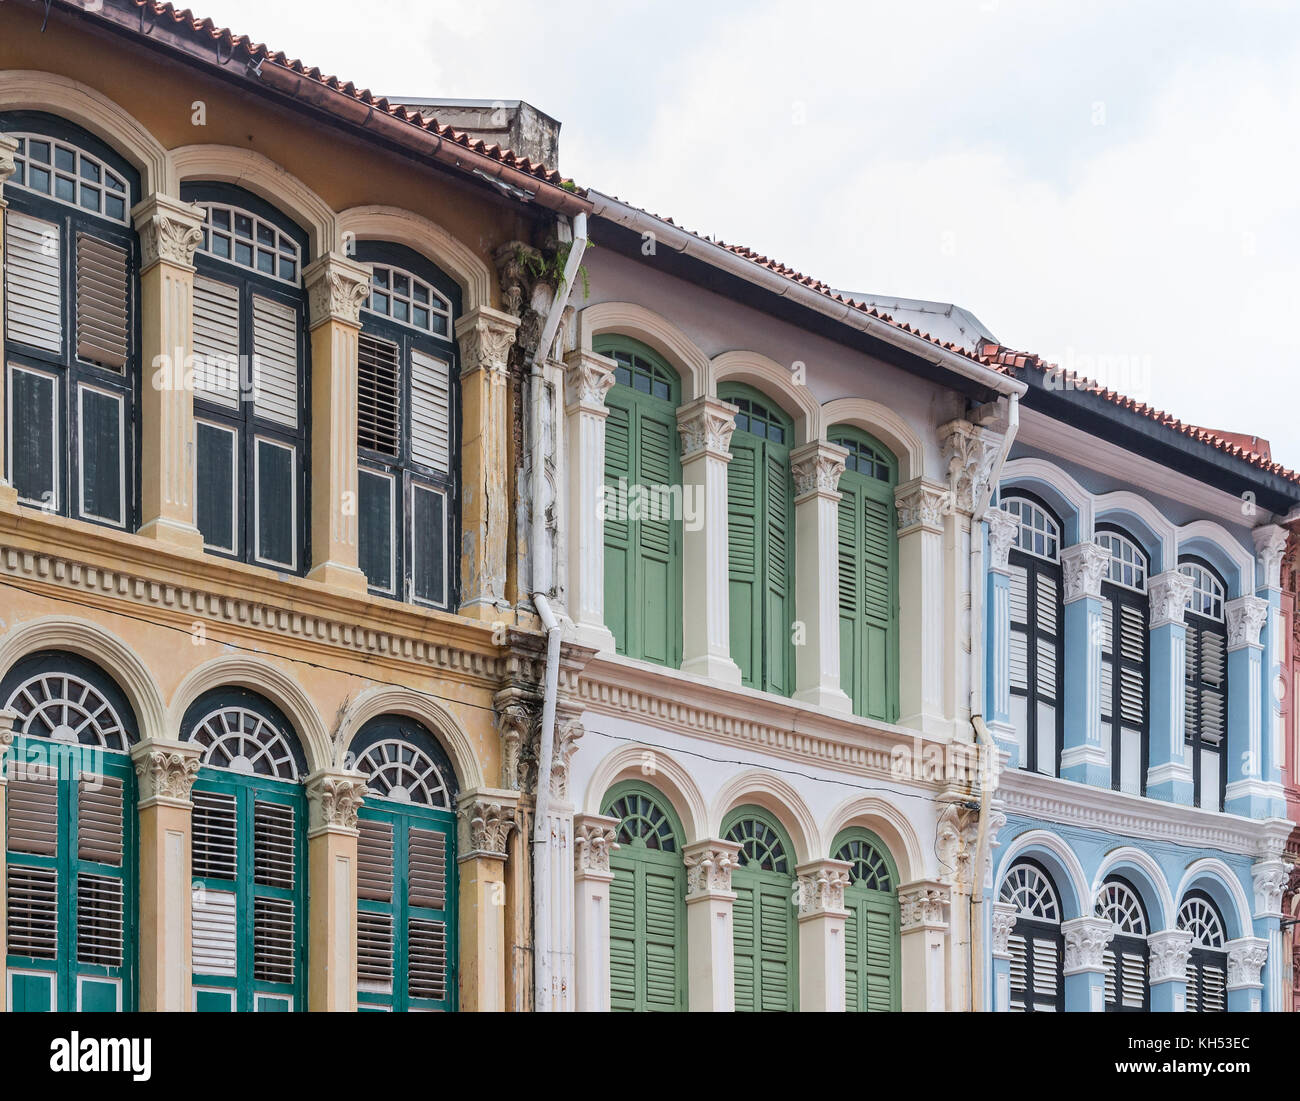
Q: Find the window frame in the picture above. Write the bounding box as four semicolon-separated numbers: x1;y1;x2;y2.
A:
831;826;901;1012
999;858;1065;1013
1178;889;1229;1013
1096;523;1151;796
1180;555;1229;812
1096;875;1151;1012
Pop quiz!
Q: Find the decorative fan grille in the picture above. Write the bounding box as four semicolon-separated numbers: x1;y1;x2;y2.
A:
1096;880;1147;934
834;837;893;891
607;792;677;852
188;707;299;780
354;738;452;808
1178;895;1226;948
999;863;1061;922
5;672;130;751
725;817;789;873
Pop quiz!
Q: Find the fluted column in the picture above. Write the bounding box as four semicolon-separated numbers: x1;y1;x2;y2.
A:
683;837;741;1011
790;440;852;712
1252;856;1289;1012
1148;928;1193;1011
1254;524;1289;817
303;253;371;593
456;307;519;619
573;813;619;1012
0;711;15;1009
1147;569;1195;803
1226;936;1269;1012
457;789;520;1011
0;137;18;511
1225;595;1270;816
1060;541;1110;786
796;858;852;1011
1062;915;1114;1011
990;900;1017;1011
899;880;949;1011
985;507;1020;764
895;480;950;736
564;349;617;651
133;194;206;549
676;398;742;684
305;769;368;1011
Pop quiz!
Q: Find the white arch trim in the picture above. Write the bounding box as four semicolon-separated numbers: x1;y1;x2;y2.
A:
1094;490;1177;568
575;301;710;402
820;397;926;482
334;684;484;791
0;615;167;743
0;71;169;196
1090;847;1176;930
581;743;708;844
167;655;331;774
1174;858;1255;941
995;828;1092;919
709;769;820;866
822;793;925;883
171;144;338;255
999;457;1094;538
337;205;492;314
711;350;821;445
1176;519;1256;597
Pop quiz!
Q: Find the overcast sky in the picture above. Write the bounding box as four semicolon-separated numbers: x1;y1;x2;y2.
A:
195;0;1300;470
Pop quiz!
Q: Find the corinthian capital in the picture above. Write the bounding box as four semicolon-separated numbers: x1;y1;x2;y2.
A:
130;739;203;807
457;789;520;860
683;838;741;899
1252;857;1290;918
790;440;848;501
304;252;372;329
456;306;519;378
990;901;1018;959
986;507;1020;574
1254;524;1288;590
131;193;204;270
305;769;369;833
0;133;17;189
1148;569;1195;629
1061;541;1110;603
796;859;852;917
1226;595;1269;651
563;348;616;413
940;419;1002;516
898;880;950;931
894;478;950;534
1147;929;1193;983
676;397;738;460
1062;915;1114;974
1226;937;1269;989
573;813;620;877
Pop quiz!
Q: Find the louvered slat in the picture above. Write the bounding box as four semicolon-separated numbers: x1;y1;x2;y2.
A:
253;896;295;983
1032;936;1059;998
7;774;58;856
6;865;58;959
357;817;394;902
1008;932;1028;1009
638;416;673;557
407;826;446;910
75;233;129;370
356;911;394;992
608;867;636;1009
357;332;400;457
192;275;241;408
251;294;298;427
78;772;123;866
407;918;446;1001
410;347;451;471
192;790;238;880
5;210;62;352
1120;952;1146;1008
253;800;295;889
191;886;237;976
76;873;123;967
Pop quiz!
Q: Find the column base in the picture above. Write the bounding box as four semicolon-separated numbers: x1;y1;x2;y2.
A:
680;652;743;686
306;560;370;594
1225;780;1286;819
1227;986;1263;1012
570;622;617;655
792;685;853;714
898;711;954;740
1060;744;1109;788
137;516;205;553
0;483;18;512
1145;777;1194;806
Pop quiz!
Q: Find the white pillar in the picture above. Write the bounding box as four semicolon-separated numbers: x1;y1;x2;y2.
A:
790;441;852;712
563;349;618;652
573;813;619;1012
1226;937;1269;1012
676;398;742;684
895;480;951;737
1062;915;1114;1012
796;859;852;1011
682;838;741;1011
1148;928;1193;1011
899;880;950;1011
990;901;1017;1012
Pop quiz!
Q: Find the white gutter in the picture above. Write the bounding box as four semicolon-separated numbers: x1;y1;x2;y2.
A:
588;192;1025;399
530;212;587;1011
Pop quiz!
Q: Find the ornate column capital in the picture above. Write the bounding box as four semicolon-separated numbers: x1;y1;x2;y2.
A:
303;251;372;329
1252;857;1290;918
676;396;738;461
0;708;16;775
563;348;616;415
551;717;585;802
1254;524;1289;590
991;900;1018;959
455;305;519;378
940;419;1002;516
1147;928;1194;983
573;813;620;879
1149;569;1195;629
493;686;541;792
1061;541;1110;603
986;507;1020;574
131;193;204;271
129;738;203;809
790;440;848;503
682;838;742;900
457;788;521;861
795;859;852;918
0;133;17;191
305;768;369;836
1062;915;1115;975
1226;594;1269;651
898;880;950;932
894;478;950;535
1226;936;1269;990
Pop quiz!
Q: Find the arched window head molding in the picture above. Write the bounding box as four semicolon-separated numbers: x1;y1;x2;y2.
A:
821;397;924;482
995;828;1091;919
1094;491;1175;574
709;770;819;865
333;684;483;791
999;457;1093;546
337;205;491;314
822;794;924;883
0;616;165;742
575;302;708;402
170;145;337;256
582;743;707;843
0;71;168;195
1174;859;1254;941
1091;847;1174;930
166;656;330;774
710;350;820;446
1176;521;1256;599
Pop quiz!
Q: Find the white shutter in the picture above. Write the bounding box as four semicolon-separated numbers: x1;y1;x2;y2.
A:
409;347;451;471
408;826;447;910
7;773;58;856
1201;959;1226;1012
407;917;447;1001
1031;936;1059;1000
253;896;295;984
253;800;296;889
78;772;123;865
5;210;63;352
192;790;238;880
357;912;394;993
192;275;241;409
1008;932;1028;1011
6;865;58;959
1120;952;1146;1008
75;233;129;370
251;294;298;427
357;818;394;902
192;886;237;976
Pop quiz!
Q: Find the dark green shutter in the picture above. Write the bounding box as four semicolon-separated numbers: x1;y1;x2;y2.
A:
727;437;761;687
764;452;792;696
835;829;900;1011
603;402;633;655
726;809;797;1011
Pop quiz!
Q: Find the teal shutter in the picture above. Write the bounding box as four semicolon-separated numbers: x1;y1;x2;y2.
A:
637;412;678;665
727;437;762;688
764;451;793;696
603;401;633;655
859;899;899;1011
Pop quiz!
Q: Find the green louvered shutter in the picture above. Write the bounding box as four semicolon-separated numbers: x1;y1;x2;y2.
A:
728;438;762;688
603;402;633;654
861;900;899;1011
643;865;681;1009
838;489;861;709
637;412;678;665
844;903;860;1010
764;452;793;696
732;880;757;1012
608;866;637;1009
758;881;794;1011
727;811;797;1011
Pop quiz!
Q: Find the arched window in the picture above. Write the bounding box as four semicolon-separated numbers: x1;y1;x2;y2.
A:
184;183;309;574
2;112;140;531
1178;891;1227;1013
1096;877;1149;1011
183;688;307;1011
354;243;461;609
1096;527;1149;795
2;651;137;1010
597;336;682;667
999;860;1064;1012
724;807;797;1011
833;829;900;1011
829;427;898;721
1001;494;1063;776
602;782;687;1011
722;384;795;695
351;715;459;1011
1180;558;1228;811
